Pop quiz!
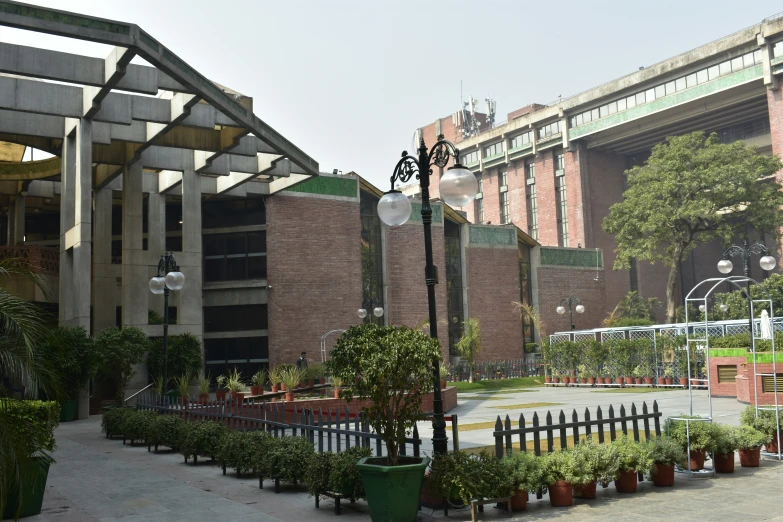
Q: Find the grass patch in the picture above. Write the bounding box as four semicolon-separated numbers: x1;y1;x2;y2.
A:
449;377;544;393
473;389;536;395
464;430;650;454
592;387;680;394
489;402;563;410
459;421;501;432
459;396;507;401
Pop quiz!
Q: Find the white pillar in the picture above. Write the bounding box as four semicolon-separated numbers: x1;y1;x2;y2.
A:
121;163;147;328
92;188;114;334
147;190;166;316
178;169;203;335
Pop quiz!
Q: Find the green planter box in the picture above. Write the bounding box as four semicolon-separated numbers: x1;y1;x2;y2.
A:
356;456;429;522
3;457;51;519
59;399;78;422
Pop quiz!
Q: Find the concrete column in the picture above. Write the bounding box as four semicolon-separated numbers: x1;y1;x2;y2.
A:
58;125;76;325
177;169;203;335
71;118;92;330
12;194;24;244
147;190;166;316
92;188;115;334
7;200;14;246
122;163;148;329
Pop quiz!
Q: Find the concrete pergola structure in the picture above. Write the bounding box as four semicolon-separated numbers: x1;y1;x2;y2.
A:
0;2;319;415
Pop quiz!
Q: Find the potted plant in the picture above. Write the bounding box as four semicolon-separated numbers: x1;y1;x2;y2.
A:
225;368;246;403
330;376;344;399
577;364;588;385
309;364;325;386
612;435;652;493
173;374;192;405
250;369;266;396
279;367;304;402
327;324;441;522
306;446;373;503
439;363;449;390
217;430;270;477
258;435;315;487
94;326;150;404
571;439;604;499
676;347;690;388
648;436;685;486
503;451;541;510
668;417;716;471
735;425;770;467
147;413;187;452
268;366;282;393
541;451;576;507
713;424;737;473
663;366;674;386
633;365;643;385
197;373;211;404
430;451;513;509
552;369;561;385
740;406;782;453
275;364;295;391
180;420;228;465
215;375;228;401
2;400;59;519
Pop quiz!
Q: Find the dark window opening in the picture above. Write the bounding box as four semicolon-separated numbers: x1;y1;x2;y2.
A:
204;231;267;282
204;336;269;385
204;304;268;332
202;198;266;229
360;190;384;324
445;219;465;356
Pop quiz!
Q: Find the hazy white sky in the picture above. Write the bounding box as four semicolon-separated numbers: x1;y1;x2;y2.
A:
3;1;783;188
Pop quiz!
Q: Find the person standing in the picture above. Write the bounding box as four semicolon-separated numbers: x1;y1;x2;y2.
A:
296;351;308;372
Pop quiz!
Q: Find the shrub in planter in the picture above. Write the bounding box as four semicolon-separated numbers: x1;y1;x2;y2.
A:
648;436;685;486
540;451;576;507
570;440;602;499
147;414;187;451
429;450;514;506
279;366;305;401
217;430;271;476
121;410;158;444
2;400;60;520
571;438;618;497
331;446;373;500
503;450;541;510
258;435;315;485
250;369;266;396
101;406;135;438
197;374;211;404
713;425;738;474
740;405;782;453
735;425;770;467
612;435;653;493
180;421;228;464
146;333;203;388
327;324;441;522
94;326;150;404
668;416;717;470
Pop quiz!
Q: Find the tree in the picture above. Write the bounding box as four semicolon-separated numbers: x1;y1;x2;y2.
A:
146;333;203;386
603;291;662;326
603;131;783;323
456;318;482;383
37;327;98;400
94;327;150;404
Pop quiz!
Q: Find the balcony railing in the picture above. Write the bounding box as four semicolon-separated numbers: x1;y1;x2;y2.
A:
0;245;59;275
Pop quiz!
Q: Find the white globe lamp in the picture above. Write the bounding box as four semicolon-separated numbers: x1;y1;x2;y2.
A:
377;191;412;226
439;165;479;208
575;304;585;314
149;276;166;295
717;259;733;274
760;255;777;271
165;270;185;291
556;305;565;315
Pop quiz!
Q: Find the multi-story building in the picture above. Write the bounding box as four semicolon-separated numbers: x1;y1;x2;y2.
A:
413;13;783;331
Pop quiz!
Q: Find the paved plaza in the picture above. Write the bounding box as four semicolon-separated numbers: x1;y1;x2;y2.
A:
27;388;783;522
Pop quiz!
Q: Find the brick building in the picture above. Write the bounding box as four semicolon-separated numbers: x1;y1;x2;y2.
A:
409;13;783;332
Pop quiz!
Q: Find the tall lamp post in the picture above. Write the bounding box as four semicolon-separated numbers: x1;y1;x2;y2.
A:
149;253;186;396
376;134;478;456
717;239;776;337
556;297;585;331
358;297;384;322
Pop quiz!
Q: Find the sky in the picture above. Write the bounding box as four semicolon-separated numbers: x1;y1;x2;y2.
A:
3;0;783;188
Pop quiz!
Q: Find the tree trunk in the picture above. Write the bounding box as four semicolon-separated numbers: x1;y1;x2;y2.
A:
666;246;683;323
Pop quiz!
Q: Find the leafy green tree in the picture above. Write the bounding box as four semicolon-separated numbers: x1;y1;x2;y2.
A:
604;291;662;326
37;327;98;400
94;327;150;404
146;333;203;385
603;131;783;323
456;318;482;383
711;274;783;321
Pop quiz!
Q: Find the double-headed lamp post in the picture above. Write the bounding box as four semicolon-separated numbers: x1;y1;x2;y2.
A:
358;297;384;321
376;134;478;456
717;239;776;336
149;253;186;396
556;297;585;331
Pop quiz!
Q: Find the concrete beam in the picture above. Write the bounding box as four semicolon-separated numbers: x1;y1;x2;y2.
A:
215;156;286;194
158;170;182;193
84;46;135;119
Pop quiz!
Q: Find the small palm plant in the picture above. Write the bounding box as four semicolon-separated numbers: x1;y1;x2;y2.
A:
456;318;482;383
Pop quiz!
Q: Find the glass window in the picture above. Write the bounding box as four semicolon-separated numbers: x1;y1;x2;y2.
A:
607;101;617;115
484;142;504;158
461;150;479;165
743;52;755;68
645;88;656;101
708;65;720;80
675;78;686;91
203;231;267;282
555;173;568;247
686;73;697;88
591;108;599;121
444;220;464;356
475;176;484;224
731;56;743;72
525;161;537;241
719;61;731;76
360;190;384;324
636;92;646;105
617;98;626;111
204;305;268;332
599;105;608;118
696;69;708;84
556;153;565;171
626;96;636;109
499;190;510;224
202;199;266;229
499;170;508;187
655;85;665;98
204;336;269;385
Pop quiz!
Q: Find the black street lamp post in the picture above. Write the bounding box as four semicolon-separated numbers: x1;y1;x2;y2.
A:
556;297;585;331
149;253;185;396
358;296;384;322
376;134;478;456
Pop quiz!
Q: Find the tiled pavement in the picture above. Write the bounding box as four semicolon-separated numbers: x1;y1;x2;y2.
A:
24;389;783;522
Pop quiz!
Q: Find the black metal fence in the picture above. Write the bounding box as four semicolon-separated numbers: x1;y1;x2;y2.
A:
450;359;544;382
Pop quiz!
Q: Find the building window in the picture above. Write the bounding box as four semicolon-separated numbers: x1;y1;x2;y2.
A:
499;170;509;224
538;121;561;140
204;304;268;333
202;198;266;229
360;190;384;324
555;162;569;247
461;150;480;165
715;116;771;144
204;231;267;282
555;153;565;172
204;336;269;386
475;176;484;224
525;162;538;240
484;141;504;158
510;131;532;150
518;242;534;344
445;220;465;357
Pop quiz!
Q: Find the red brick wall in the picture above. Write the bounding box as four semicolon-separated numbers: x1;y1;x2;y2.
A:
708;356;745;398
535;151;558;246
466;245;523;361
767;88;783;261
507;160;528;232
266;195;363;368
563;145;586;249
480;167;502;225
736;363;782;405
384;218;450;360
537;266;607;333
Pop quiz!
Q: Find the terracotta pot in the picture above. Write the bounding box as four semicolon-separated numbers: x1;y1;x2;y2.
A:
688;449;705;471
545;377;553;384
573;481;596;499
679;377;689;388
634;377;642;385
215;389;227;401
714;452;735;473
588;377;596;385
580;377;587;384
616;377;624;385
233;392;246;403
739;447;761;467
179;397;188;406
615;470;638;493
510;488;528;511
250;385;263;396
308;380;314;388
644;377;653;385
653;463;674;487
285;392;295;402
299;381;305;389
281;383;287;391
198;394;208;405
548;480;573;507
562;376;571;385
271;384;279;393
597;377;605;385
333;389;341;399
765;431;782;453
440;380;447;390
554;377;561;384
664;377;673;385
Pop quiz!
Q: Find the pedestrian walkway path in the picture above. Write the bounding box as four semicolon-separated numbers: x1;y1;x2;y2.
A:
28;409;783;522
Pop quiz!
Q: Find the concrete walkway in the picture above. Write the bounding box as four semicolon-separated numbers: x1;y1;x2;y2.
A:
24;388;782;522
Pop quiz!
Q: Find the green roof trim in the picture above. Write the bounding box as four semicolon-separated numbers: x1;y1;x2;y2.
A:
408;201;443;224
708;348;748;358
540;247;603;268
468;226;516;246
748;352;783;364
0;2;131;34
285;176;357;198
